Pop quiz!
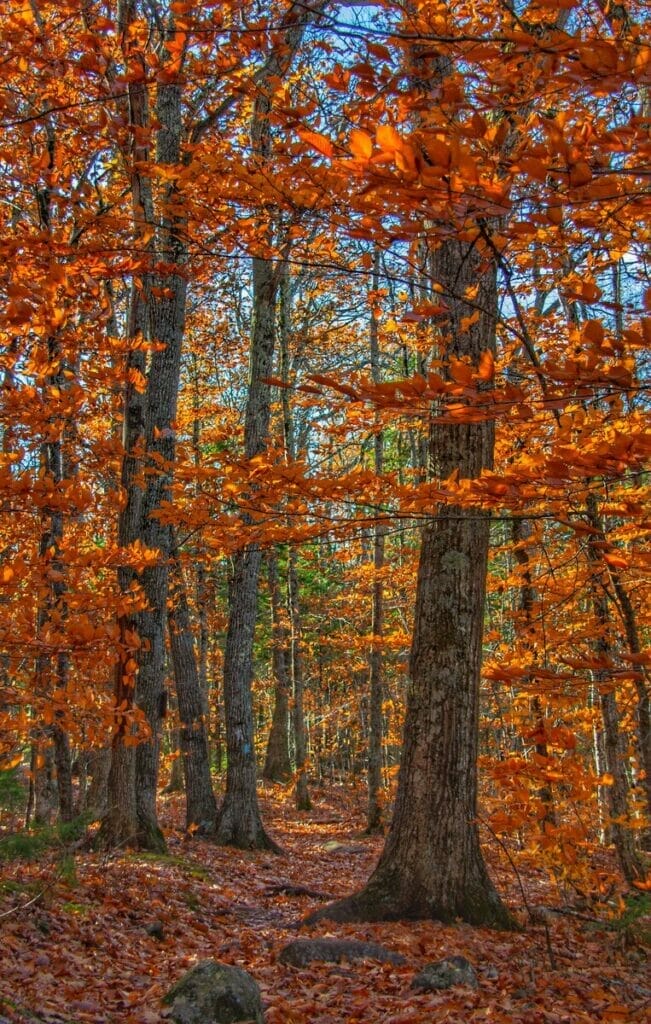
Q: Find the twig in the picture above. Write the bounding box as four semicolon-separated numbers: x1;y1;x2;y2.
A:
478;814;558;970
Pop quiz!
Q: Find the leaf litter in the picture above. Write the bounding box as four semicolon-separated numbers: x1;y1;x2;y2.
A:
0;786;648;1024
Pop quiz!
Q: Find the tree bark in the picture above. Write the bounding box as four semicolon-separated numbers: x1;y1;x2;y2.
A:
100;7;189;851
511;517;555;826
263;550;292;782
215;3;327;847
97;0;153;851
367;249;385;834
288;546;311;811
308;238;514;928
168;550;218;834
585;492;645;883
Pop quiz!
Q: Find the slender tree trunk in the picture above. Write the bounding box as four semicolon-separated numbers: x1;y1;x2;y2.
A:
511;518;555;826
263;550;292;782
309;239;513;928
366;249;385;833
277;267;311;811
215;249;279;846
97;3;152;849
288;546;311;811
33;123;74;824
585;493;645;883
168;550;217;833
603;560;651;847
215;1;325;848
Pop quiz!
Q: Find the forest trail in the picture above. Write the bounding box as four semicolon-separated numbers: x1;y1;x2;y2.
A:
1;788;649;1024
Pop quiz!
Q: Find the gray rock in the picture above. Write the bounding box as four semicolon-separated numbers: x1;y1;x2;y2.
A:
279;938;405;967
411;956;478;991
163;960;264;1024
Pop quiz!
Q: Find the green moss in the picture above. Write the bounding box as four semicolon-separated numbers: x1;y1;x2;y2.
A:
61;901;88;915
127;851;211;881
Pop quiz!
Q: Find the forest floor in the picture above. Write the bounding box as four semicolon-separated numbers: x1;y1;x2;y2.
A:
0;785;649;1024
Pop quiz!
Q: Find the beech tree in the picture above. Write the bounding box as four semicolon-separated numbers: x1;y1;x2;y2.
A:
0;0;648;929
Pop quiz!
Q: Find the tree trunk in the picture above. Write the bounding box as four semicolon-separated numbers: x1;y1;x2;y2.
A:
215;225;277;847
83;748;111;818
288;546;311;811
213;257;275;841
511;518;555;826
100;12;188;851
308;238;514;928
263;550;292;782
97;5;152;850
168;550;217;834
585;493;645;883
603;559;651;848
367;249;385;834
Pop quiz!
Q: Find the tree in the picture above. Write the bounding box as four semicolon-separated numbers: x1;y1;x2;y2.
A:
215;0;328;849
309;236;514;927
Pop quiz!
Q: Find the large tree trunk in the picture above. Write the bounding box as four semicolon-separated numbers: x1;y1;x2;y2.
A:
309;238;514;928
133;44;188;851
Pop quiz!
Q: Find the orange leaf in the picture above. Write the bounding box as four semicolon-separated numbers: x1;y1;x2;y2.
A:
603;552;629;569
478;350;495;381
349;129;373;160
376;124;402;152
298;130;333;158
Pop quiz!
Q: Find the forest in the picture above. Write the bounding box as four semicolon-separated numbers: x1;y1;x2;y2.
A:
0;0;649;1022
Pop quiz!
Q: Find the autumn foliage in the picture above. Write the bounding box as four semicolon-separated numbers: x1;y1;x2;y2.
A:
0;0;649;1019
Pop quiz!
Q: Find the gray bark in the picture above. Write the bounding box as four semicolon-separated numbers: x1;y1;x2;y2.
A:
511;517;555;826
288;546;311;811
215;232;277;847
263;550;292;782
215;3;327;848
168;550;218;833
367;250;385;833
585;493;645;883
100;5;186;851
33;125;74;825
278;269;310;811
309;239;513;928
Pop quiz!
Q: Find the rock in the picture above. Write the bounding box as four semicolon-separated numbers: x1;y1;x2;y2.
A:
320;840;366;855
411;956;478;991
279;938;405;967
163;960;264;1024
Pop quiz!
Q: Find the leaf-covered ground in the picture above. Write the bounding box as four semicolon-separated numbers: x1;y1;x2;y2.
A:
1;787;649;1024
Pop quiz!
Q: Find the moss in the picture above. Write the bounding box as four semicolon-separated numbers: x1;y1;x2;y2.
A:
61;901;88;915
127;852;211;881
